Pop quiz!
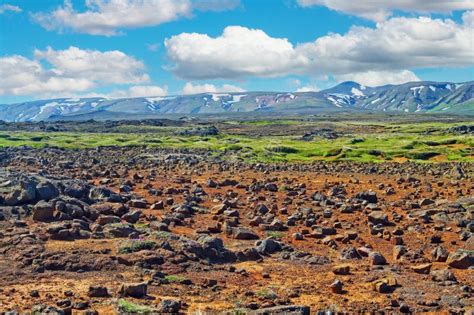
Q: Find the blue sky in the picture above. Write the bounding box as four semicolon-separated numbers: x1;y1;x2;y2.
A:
0;0;473;103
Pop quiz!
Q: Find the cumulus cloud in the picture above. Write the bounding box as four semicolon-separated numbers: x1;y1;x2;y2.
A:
296;85;320;92
33;0;240;36
335;70;420;87
0;4;22;14
182;82;245;94
166;26;304;79
165;13;474;85
109;85;168;98
297;0;474;21
0;46;148;96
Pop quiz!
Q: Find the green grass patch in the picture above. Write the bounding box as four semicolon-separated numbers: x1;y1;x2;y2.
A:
118;240;156;254
117;299;155;313
0;120;472;163
266;231;284;239
164;275;188;283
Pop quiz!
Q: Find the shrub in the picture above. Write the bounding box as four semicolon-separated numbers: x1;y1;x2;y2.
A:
266;146;299;154
118;240;157;254
405;151;439;160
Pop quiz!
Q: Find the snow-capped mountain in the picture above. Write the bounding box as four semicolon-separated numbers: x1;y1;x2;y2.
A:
0;81;472;121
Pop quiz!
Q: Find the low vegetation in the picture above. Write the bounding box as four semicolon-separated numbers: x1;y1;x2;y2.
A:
117;299;155;313
0;119;472;163
118;240;157;254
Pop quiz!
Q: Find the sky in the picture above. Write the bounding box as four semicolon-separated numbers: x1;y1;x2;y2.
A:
0;0;473;104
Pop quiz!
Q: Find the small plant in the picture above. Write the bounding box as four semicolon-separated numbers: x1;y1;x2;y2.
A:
118;240;157;254
266;231;284;239
154;231;172;240
164;274;187;283
118;299;154;313
255;288;277;299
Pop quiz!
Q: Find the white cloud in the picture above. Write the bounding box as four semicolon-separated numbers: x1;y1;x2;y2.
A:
296;85;320;92
182;82;245;94
335;70;420;87
0;46;149;96
33;0;240;36
0;4;22;14
109;85;168;98
166;26;304;79
165;13;474;85
297;0;474;21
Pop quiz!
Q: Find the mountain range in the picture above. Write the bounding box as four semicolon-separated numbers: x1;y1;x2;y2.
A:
1;81;473;121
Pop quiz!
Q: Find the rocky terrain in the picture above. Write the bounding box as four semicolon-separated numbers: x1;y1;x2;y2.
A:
0;145;473;314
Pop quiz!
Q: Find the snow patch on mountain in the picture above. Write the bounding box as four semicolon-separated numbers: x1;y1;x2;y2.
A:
410;86;425;96
351;88;364;97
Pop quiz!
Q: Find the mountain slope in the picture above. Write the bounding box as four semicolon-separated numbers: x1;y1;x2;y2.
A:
1;81;472;121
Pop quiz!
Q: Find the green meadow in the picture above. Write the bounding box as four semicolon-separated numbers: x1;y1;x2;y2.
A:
0;120;472;163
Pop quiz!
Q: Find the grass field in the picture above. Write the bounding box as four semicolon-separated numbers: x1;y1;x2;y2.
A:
0;120;472;163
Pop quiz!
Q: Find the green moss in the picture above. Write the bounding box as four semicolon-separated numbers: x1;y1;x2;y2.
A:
117;299;154;313
266;231;284;239
118;240;156;254
164;275;188;283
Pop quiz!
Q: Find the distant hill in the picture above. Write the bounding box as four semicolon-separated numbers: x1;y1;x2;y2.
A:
1;81;472;121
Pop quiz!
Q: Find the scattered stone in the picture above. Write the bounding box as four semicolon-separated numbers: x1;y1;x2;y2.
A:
87;286;109;297
369;252;387;266
119;283;147;298
411;263;432;274
32;201;54;222
330;279;344;294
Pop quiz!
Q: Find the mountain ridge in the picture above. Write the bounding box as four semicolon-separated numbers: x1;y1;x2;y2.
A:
1;80;472;121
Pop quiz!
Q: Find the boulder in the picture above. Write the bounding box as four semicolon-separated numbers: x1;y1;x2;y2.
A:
158;300;181;313
330;279;343;294
97;215;120;225
369;252;387;266
411;263;432;274
432;246;449;262
36;181;59;201
255;239;282;255
119;283;147;298
368;211;390;226
355;191;378;203
121;210;141;224
332;265;350;275
447;250;473;269
33;201;55;222
232;227;259;240
431;269;457;282
87;286;109;297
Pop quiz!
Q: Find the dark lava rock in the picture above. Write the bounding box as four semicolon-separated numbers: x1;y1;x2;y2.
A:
87;286;109;297
119;283;147;298
255;305;310;315
32;201;55;222
255;239;282;255
355;191;378;203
